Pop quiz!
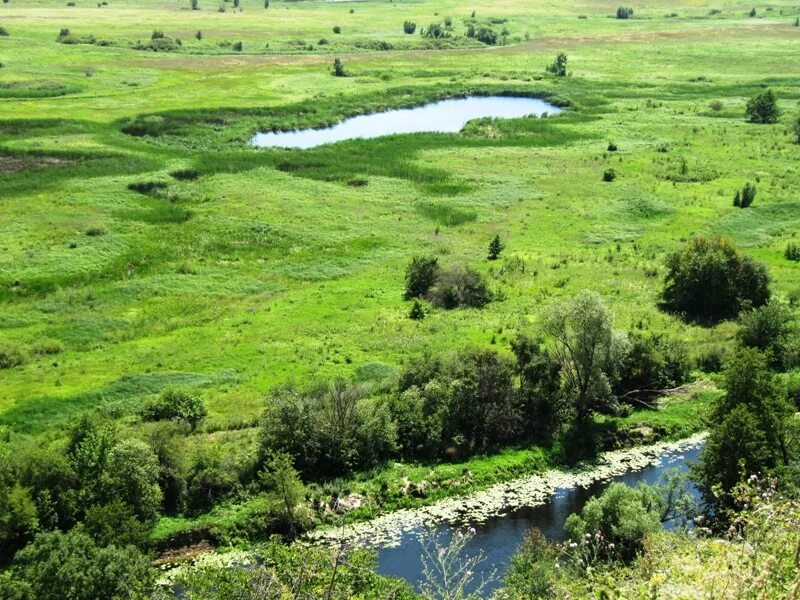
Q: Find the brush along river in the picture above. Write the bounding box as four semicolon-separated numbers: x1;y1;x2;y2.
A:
165;434;705;592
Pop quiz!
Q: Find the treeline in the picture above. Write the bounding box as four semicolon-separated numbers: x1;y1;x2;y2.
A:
261;289;692;482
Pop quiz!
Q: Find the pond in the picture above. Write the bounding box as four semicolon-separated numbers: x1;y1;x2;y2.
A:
373;440;703;595
251;96;562;149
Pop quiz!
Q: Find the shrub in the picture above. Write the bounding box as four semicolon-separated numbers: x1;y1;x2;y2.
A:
746;88;779;124
708;99;723;111
190;0;198;9
428;265;492;309
737;302;793;368
614;332;691;398
232;41;243;52
422;22;450;39
170;168;199;181
733;181;756;208
0;345;25;369
792;115;800;144
332;25;341;34
565;482;662;561
332;57;346;77
546;52;568;76
749;6;757;17
408;300;425;320
661;236;770;323
140;389;207;431
602;168;617;182
404;255;440;300
195;30;202;40
0;27;8;37
475;27;498;45
502;529;558;598
695;345;726;373
403;21;416;34
616;6;634;19
607;141;618;151
152;30;165;40
786;242;800;262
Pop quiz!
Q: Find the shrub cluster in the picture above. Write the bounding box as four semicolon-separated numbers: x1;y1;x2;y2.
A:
661;236;770;323
404;256;492;310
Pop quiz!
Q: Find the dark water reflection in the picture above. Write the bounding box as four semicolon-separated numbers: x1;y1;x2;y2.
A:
375;443;703;594
251;96;562;149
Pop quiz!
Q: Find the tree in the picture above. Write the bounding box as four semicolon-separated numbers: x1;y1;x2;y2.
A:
502;529;558;599
7;530;153;600
546;52;567;76
737;302;793;367
565;482;662;562
260;452;308;538
543;290;629;419
616;6;634;19
661;236;770;323
749;6;757;17
264;0;269;8
511;335;564;441
746;88;779;124
190;0;198;9
692;348;794;511
104;439;163;522
404;255;439;299
332;57;346;77
446;350;518;451
487;234;503;260
195;30;202;40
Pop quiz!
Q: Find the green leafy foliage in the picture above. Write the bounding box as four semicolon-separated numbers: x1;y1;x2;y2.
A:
746;88;779;124
661;236;770;323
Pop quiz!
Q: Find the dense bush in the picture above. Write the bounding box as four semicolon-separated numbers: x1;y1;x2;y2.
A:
403;21;416;34
140;388;207;431
616;6;634;19
746;88;779;124
546;52;568;76
0;345;25;369
487;234;503;260
428;265;492;309
614;332;691;399
733;181;756;208
474;27;498;45
332;57;346;77
0;530;153;600
421;22;450;39
737;302;794;368
0;26;8;37
565;482;662;561
404;255;440;300
258;382;396;478
661;236;770;323
785;242;800;261
332;25;341;34
602;168;616;182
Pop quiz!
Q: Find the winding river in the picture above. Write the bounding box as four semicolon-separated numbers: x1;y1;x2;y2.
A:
307;435;705;595
251;96;562;149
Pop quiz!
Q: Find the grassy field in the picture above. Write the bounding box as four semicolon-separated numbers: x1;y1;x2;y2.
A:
1;0;799;529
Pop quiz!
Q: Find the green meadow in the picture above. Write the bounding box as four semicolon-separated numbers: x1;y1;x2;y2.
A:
1;0;800;545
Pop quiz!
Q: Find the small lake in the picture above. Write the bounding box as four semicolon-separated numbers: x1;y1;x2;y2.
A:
374;442;703;595
251;96;562;149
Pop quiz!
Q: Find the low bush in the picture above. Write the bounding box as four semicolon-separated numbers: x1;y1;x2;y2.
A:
602;168;617;182
140;389;207;431
0;344;25;369
403;21;416;34
428;265;492;309
616;6;634;19
786;242;800;261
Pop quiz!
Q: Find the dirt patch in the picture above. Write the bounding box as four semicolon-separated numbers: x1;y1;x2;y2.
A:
153;539;215;568
0;155;72;175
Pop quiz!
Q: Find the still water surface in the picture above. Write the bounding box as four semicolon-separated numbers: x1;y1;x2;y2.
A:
251;96;562;149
